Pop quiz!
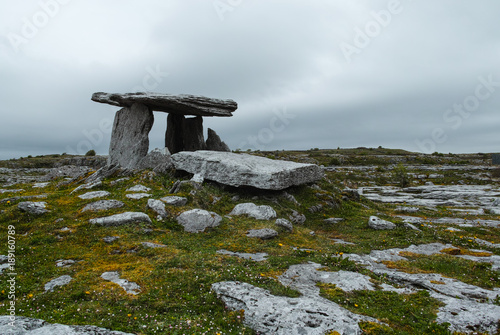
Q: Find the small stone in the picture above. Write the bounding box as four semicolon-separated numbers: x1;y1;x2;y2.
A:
176;209;222;233
309;231;316;236
101;271;141;295
33;182;50;188
160;196;188;206
55;218;64;223
90;212;152;226
103;236;120;243
289;210;306;225
147;199;168;218
324;218;344;224
247;228;278;240
308;204;323;213
126;193;151;200
56;260;75;268
368;216;396;230
126;185;151;193
217;249;268;262
78;191;110;200
230;203;277;220
404;222;422;231
231;195;240;202
45;275;72;292
110;177;130;186
82;200;124;212
141;242;167;248
275;218;293;232
18;201;48;215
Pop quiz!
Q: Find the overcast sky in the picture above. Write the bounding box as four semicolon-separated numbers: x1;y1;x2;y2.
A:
1;0;499;160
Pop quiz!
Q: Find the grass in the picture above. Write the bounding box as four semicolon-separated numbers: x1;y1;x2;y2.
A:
0;151;499;334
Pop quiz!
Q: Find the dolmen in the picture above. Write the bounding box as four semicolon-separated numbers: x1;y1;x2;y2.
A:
91;92;324;190
91;92;235;169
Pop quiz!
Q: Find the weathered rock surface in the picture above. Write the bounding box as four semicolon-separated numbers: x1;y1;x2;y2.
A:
217;249;268;262
171;151;324;190
92;92;237;117
205;128;230;152
56;260;75;268
103;236;120;243
137;148;173;173
246;229;278;240
289;210;306;225
81;200;124;212
78;191;110;200
275;218;293;232
141;242;166;248
126;184;151;193
45;275;72;292
160;196;187;206
368;216;396;230
18;201;48;215
0;316;134;335
176;209;222;233
70;180;102;194
147;199;168;218
108;103;154;169
101;271;141;295
230;203;277;220
90;212;152;226
212;281;374;335
125;193;151;200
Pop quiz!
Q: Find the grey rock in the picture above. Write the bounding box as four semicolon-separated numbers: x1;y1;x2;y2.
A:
230;203;277;220
281;191;300;206
90;212;152;226
70;180;103;194
403;222;422;231
147;199;168;218
126;185;151;192
18;201;48;215
0;189;24;194
160;196;188;206
368;216;396;230
0;255;8;264
289;210;306;225
171;151;324;190
56;260;75;268
92;92;238;117
0;316;134;335
212;281;373;335
395;206;420;213
308;204;323;213
205;128;230;152
324;217;344;224
45;275;72;292
78;191;110;200
125;193;151;200
275;218;293;232
137;148;173;173
165;113;185;154
141;242;166;248
246;229;278;240
33;182;50;188
81;200;124;212
176;209;222;233
103;236;120;243
100;271;141;295
217;249;268;262
109;177;130;186
108;103;154;169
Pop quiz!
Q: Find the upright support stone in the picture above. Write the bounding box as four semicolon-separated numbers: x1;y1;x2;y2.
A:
183;116;206;151
206;128;230;152
108;103;153;169
165;114;185;154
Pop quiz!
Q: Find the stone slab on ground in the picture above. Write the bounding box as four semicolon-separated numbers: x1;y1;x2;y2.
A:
217;249;268;262
78;191;110;200
0;316;134;335
230;203;277;220
18;201;48;215
176;208;222;233
90;212;152;226
45;275;72;292
81;200;124;212
171;151;324;190
101;271;141;295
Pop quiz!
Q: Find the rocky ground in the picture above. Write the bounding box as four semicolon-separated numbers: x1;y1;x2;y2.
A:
0;149;499;334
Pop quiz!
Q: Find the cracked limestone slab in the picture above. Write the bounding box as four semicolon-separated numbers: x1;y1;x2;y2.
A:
89;212;152;226
78;191;111;200
217;249;268;262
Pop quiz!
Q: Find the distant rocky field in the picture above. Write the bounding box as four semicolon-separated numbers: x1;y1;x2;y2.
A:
0;148;499;334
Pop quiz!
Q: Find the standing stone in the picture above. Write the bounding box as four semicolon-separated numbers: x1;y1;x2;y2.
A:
206;128;230;152
108;103;154;169
183;116;206;151
165;114;185;154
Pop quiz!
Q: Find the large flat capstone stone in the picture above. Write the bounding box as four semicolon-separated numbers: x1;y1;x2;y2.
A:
171;151;324;190
92;92;237;117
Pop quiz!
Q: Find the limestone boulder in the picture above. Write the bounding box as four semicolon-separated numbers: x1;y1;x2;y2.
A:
171;151;324;190
18;201;48;215
246;228;278;240
176;209;222;233
230;203;277;220
89;212;152;226
137;148;173;173
45;275;72;292
108;103;154;169
368;216;396;230
81;200;124;212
